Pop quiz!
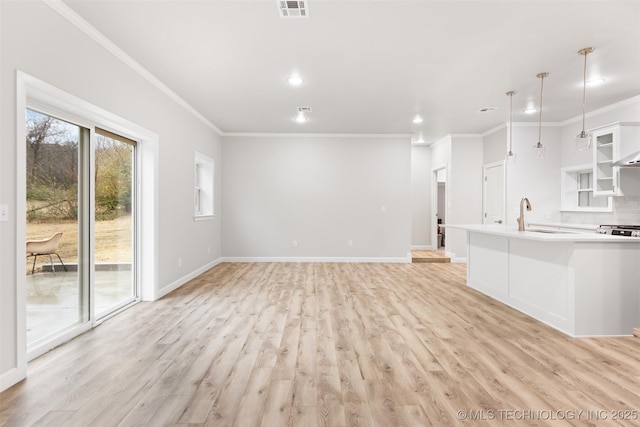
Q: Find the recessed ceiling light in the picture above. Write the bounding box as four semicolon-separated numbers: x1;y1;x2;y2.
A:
586;78;606;87
288;76;303;86
524;107;538;114
294;108;309;123
413;115;423;124
478;107;497;113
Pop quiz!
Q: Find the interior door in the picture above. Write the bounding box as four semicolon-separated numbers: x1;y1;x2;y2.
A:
483;161;505;225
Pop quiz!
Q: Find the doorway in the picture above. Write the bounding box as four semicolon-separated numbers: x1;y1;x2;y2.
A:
433;167;447;251
483;161;506;225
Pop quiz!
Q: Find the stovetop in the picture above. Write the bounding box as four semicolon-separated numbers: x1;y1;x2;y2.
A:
596;225;640;237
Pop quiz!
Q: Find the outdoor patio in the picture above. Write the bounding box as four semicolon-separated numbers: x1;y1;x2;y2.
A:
26;267;135;346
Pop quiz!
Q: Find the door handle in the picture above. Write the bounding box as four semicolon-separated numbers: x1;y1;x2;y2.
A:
494;220;503;224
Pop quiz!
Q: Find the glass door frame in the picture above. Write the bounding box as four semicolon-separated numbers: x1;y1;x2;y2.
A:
22;99;141;360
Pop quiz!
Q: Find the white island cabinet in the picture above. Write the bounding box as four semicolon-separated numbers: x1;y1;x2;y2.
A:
446;224;640;337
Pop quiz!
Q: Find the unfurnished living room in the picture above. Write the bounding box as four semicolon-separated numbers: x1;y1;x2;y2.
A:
1;1;639;426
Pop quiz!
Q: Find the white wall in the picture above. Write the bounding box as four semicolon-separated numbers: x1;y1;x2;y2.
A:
222;135;412;260
504;124;562;226
411;145;431;248
483;126;507;165
447;136;484;260
1;1;222;389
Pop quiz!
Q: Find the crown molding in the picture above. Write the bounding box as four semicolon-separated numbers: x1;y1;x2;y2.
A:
450;133;483;138
42;0;223;135
560;94;640;126
222;132;412;138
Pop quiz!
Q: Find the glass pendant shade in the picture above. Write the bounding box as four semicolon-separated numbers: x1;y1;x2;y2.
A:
575;131;592;151
532;142;545;159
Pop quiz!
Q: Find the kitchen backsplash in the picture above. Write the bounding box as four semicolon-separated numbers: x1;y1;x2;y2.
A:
561;196;640;225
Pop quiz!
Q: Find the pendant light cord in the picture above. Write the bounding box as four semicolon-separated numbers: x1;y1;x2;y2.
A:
509;93;513;151
508;92;514;152
581;51;588;134
538;74;545;143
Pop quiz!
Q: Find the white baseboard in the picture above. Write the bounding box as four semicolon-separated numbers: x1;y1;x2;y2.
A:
221;256;411;264
451;257;467;263
410;245;433;250
0;366;26;393
157;258;223;299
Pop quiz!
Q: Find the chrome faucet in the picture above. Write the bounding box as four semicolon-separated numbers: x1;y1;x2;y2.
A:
517;198;532;231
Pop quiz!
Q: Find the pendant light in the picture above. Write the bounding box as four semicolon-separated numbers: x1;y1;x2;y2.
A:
532;72;549;159
505;91;517;165
576;47;595;151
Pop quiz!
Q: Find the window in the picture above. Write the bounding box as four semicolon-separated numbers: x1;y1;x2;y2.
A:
194;151;214;219
561;165;611;212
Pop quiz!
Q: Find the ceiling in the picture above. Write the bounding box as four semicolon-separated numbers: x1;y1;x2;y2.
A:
64;0;640;143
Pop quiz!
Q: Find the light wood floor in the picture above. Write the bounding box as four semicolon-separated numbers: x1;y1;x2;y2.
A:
411;250;450;263
2;262;639;426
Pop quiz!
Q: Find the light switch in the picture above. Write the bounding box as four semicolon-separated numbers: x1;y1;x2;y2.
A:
0;204;8;222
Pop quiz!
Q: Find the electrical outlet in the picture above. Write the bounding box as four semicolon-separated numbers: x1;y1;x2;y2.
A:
178;257;182;267
0;204;7;222
208;246;211;254
292;240;298;247
348;240;353;247
381;206;386;213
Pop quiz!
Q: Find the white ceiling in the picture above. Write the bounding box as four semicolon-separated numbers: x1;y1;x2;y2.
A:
64;0;640;143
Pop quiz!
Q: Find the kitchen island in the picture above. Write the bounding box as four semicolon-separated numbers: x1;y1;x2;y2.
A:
446;224;640;337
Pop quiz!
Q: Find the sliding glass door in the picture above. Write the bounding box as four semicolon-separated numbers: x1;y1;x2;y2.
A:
25;109;88;347
25;109;138;352
94;129;137;318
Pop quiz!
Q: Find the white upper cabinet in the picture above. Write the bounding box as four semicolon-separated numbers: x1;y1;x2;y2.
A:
592;122;640;196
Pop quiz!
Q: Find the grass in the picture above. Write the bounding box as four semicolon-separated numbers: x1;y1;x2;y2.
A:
26;214;132;273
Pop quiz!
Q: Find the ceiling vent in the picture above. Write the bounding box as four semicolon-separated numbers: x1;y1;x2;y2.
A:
297;106;312;113
278;1;308;18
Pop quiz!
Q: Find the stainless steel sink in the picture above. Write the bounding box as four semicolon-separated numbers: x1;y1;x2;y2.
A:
527;229;575;234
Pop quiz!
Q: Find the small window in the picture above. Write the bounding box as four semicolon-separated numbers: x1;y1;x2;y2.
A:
194;152;214;219
561;165;611;212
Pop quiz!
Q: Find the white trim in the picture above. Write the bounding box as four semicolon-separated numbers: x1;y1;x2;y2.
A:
12;72;28;390
156;258;224;299
560;95;640;126
411;245;433;250
449;133;483;138
223;132;412;138
221;256;411;264
193;215;216;222
450;257;467;264
0;368;25;393
42;0;222;135
482;123;507;137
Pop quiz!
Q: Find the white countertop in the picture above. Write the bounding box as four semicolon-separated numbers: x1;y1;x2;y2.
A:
444;224;640;243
